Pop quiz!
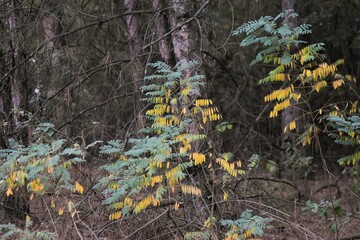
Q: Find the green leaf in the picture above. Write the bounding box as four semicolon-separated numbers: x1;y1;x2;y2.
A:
280;53;292;65
334;206;343;217
266;160;278;173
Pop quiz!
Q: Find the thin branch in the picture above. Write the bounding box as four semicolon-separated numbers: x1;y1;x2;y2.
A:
52;10;154;41
124;209;169;239
142;0;210;50
0;11;153;85
201;50;240;88
213;199;324;240
57;92;139;131
339;235;360;240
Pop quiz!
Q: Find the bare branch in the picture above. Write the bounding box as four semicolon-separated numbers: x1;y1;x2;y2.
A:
142;0;210;51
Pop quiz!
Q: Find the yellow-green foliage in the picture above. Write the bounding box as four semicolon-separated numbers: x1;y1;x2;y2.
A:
96;61;245;219
0;125;85;199
234;11;356;139
328;115;360;168
221;209;273;240
261;50;349;126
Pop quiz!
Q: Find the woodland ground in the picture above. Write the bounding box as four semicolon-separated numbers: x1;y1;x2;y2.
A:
1;162;359;240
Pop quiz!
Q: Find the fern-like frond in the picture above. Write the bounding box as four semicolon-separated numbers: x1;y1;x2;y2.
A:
293;24;312;36
264;85;294;102
181;184;202;196
259;73;289;84
338;152;360;166
232;16;274;36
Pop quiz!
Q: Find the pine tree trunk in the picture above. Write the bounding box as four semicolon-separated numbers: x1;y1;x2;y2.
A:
5;0;23;127
3;0;29;222
151;0;171;63
280;0;308;179
123;0;144;130
281;0;300;135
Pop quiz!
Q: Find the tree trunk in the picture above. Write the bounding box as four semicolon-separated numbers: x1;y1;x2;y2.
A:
151;0;171;63
3;0;29;222
281;0;300;134
123;0;144;130
280;0;309;180
168;0;192;78
5;0;23;127
167;0;209;224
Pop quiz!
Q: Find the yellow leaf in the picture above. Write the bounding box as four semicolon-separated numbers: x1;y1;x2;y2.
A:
181;108;187;115
349;131;356;138
109;211;121;220
150;175;163;187
236;160;242;167
301;126;313;146
303;69;312;77
290;93;301;102
204;216;216;228
346;75;356;82
223;191;229;201
29;193;34;201
134;195;153;213
58;208;64;215
350;101;358;114
289;121;296;131
6;187;13;196
179;147;187;154
190;153;206;166
68;201;73;212
181;86;190;96
202;116;207;124
75;182;84;194
264;85;293;102
332;79;344;89
174;201;180;210
181;185;202;196
243;229;254;239
216;158;237;177
28;178;44;192
47;166;54;174
314;80;327;92
51;198;55;208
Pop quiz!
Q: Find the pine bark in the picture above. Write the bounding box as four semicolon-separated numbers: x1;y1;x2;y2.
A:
151;0;171;63
5;0;23;127
3;0;29;222
123;0;144;130
281;0;300;135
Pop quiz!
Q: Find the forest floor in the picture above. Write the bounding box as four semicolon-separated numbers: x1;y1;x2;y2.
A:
0;164;359;240
259;171;360;240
